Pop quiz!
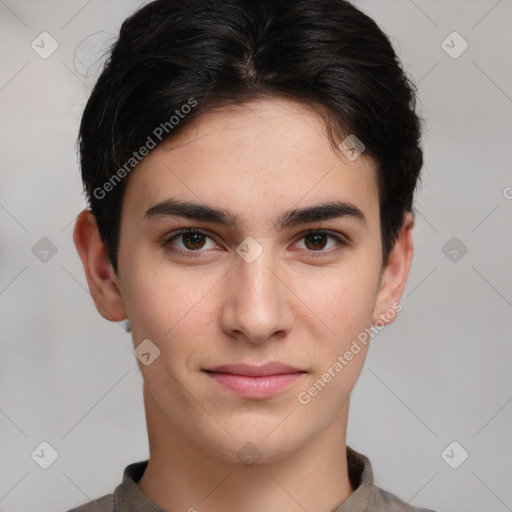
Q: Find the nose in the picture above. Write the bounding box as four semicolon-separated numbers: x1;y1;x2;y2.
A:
219;246;295;344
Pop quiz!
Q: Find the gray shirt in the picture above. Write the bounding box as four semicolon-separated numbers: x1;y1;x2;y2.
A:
65;446;436;512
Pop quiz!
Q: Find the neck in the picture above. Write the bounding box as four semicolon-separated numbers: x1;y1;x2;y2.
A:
137;383;354;512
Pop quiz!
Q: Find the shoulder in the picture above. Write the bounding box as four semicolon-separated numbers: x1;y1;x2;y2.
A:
64;494;113;512
370;485;437;512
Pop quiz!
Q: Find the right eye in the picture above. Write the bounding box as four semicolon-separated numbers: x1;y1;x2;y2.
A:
161;228;220;257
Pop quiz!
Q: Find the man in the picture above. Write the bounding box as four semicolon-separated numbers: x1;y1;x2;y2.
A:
70;0;435;510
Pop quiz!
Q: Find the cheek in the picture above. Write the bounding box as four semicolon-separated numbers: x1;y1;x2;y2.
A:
294;270;378;413
123;261;219;358
302;262;380;338
295;257;380;403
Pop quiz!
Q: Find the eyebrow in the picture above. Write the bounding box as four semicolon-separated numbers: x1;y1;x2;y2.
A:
143;198;366;231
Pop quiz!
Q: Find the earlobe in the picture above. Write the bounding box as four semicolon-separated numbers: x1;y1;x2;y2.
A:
372;212;414;325
73;209;127;322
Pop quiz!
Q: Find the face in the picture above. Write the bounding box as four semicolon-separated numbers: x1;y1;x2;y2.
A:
75;98;413;464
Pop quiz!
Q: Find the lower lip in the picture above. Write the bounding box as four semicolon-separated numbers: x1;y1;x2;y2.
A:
206;372;305;398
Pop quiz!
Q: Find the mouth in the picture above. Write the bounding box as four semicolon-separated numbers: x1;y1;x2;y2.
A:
202;362;307;399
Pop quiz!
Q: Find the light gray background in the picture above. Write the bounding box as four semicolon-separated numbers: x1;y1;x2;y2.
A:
1;1;511;511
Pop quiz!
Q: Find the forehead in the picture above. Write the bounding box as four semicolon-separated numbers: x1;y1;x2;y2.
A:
121;98;379;225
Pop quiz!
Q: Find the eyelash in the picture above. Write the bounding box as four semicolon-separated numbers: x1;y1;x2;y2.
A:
161;228;349;258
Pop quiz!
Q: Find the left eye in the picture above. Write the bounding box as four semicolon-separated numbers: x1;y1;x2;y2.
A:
295;231;344;251
162;229;346;256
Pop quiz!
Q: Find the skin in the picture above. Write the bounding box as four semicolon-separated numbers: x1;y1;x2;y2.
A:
73;98;414;512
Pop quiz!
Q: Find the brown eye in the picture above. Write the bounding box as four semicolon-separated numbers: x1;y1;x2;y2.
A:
181;232;207;250
163;228;217;256
304;232;329;250
294;230;348;256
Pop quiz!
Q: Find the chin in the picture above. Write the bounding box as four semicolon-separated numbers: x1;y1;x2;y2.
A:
197;419;310;465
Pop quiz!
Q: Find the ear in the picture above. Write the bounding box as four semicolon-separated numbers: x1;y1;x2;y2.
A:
372;211;414;325
73;209;127;322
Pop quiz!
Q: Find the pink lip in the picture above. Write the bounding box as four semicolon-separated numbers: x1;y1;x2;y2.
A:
204;363;306;398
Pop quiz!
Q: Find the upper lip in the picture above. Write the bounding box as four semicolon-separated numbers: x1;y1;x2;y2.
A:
204;362;304;376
